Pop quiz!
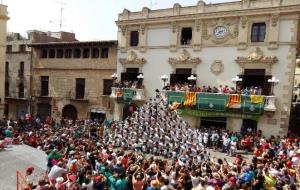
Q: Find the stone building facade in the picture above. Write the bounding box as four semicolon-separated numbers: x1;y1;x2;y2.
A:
0;4;8;117
113;0;300;136
29;40;117;121
5;33;32;119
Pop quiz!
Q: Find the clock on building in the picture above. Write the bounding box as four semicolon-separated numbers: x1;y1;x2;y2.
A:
213;26;228;39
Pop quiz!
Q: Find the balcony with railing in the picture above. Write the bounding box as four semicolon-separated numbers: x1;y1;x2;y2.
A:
110;87;146;102
163;90;276;119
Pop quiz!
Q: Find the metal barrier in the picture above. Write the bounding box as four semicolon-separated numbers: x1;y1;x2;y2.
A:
16;170;31;190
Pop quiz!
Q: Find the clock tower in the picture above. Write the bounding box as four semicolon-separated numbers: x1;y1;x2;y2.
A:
0;4;8;117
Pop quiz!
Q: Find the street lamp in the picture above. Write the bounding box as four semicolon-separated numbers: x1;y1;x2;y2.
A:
137;74;144;87
137;74;144;80
232;75;243;91
160;74;169;88
111;73;118;86
232;75;243;83
268;76;279;96
187;74;197;84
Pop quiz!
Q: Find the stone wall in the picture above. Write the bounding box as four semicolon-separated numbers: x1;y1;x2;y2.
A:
31;43;117;121
0;4;8;116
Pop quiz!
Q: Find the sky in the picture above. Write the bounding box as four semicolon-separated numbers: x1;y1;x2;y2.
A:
3;0;237;41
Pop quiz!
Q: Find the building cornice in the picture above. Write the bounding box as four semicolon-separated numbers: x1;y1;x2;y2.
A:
116;5;300;26
0;15;9;20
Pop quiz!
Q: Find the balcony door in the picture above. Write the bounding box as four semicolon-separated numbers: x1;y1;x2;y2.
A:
242;69;271;95
170;68;193;85
201;117;227;129
121;68;140;83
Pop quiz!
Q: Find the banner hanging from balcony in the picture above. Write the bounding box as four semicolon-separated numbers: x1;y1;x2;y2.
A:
241;95;265;115
123;89;134;103
167;91;185;105
178;108;259;120
183;92;197;106
227;94;241;108
196;93;228;112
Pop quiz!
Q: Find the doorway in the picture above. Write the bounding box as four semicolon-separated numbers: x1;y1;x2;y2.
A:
62;104;78;120
170;68;193;85
242;69;271;95
201;117;227;129
121;68;140;83
241;119;257;135
122;103;137;120
37;103;52;121
243;69;265;88
90;111;106;123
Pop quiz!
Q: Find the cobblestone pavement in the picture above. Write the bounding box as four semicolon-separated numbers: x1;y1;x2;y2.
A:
0;145;46;190
0;145;252;190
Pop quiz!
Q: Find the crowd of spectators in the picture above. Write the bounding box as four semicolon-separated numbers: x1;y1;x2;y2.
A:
0;95;299;190
113;80;144;89
163;83;264;95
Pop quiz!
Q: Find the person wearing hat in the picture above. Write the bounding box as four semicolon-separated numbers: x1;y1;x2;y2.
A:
55;177;65;190
25;166;35;188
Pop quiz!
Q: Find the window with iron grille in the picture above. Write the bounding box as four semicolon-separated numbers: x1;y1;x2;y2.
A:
130;31;139;47
251;23;266;42
41;76;49;96
76;78;85;99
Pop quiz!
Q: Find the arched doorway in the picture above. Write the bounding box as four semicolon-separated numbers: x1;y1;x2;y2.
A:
62;104;78;120
37;103;52;122
122;103;137;120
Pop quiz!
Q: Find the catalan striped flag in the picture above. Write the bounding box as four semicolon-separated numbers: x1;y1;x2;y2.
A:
170;102;181;110
183;92;197;106
227;94;241;108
